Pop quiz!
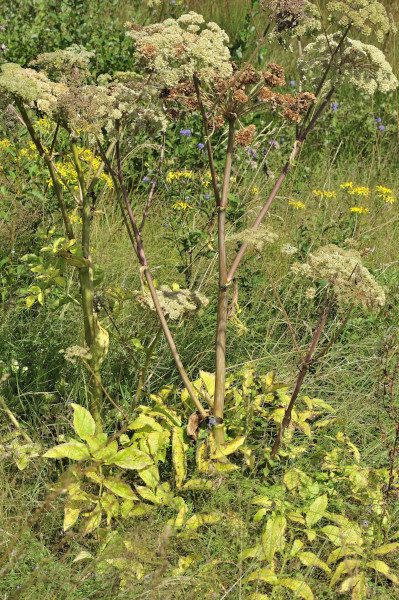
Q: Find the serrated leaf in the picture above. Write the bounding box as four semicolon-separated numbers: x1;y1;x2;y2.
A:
298;551;331;573
366;560;399;583
102;477;138;500
43;442;90;460
172;427;186;488
71;403;96;441
305;494;328;527
112;447;153;470
262;515;287;563
277;578;314;600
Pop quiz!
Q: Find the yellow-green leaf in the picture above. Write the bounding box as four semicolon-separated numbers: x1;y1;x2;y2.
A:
72;550;93;563
330;559;359;587
138;464;160;490
64;502;81;531
37;291;44;305
373;543;399;555
262;515;287;563
128;414;164;432
196;439;208;472
121;499;135;519
305;494;328;527
82;506;102;534
172;427;187;488
298;551;331;573
43;442;90;460
102;477;138;500
284;469;299;491
184;512;221;531
26;295;36;308
290;539;304;557
85;433;107;455
219;435;246;456
112;447;153;470
182;478;213;491
93;439;118;462
366;560;399;584
136;485;160;504
322;525;363;548
245;568;277;584
277;578;314;600
175;499;188;527
71;403;96;441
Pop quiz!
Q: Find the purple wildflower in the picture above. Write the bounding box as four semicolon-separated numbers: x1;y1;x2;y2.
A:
332;102;338;111
142;176;149;182
290;80;295;86
281;138;285;142
375;117;382;123
379;125;386;131
198;142;205;149
270;140;277;146
205;193;210;200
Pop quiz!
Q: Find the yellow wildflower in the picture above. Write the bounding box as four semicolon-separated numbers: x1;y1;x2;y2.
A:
289;200;306;209
350;206;369;214
313;189;336;198
349;186;370;196
252;187;259;196
340;182;353;189
172;201;192;210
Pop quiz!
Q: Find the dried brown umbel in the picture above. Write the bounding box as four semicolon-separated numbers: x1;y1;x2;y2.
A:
210;115;225;130
184;97;199;110
258;87;287;109
262;63;286;87
167;107;182;121
235;63;260;86
233;89;249;102
286;91;317;112
236;124;256;146
261;0;305;32
281;106;302;122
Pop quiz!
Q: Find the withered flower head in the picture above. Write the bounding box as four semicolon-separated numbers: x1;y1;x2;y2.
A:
210;115;225;130
236;124;256;146
262;63;285;87
233;89;249;102
261;0;305;31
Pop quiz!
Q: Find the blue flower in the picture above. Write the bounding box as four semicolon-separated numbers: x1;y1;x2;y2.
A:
375;117;382;123
198;142;205;149
332;102;338;111
185;129;191;136
205;193;210;200
379;125;386;131
142;176;149;182
290;80;295;86
281;138;285;142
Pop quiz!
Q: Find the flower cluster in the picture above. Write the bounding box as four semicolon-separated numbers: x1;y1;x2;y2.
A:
376;185;396;204
291;244;385;308
299;35;398;95
134;285;209;320
260;0;305;32
327;0;395;43
30;45;94;84
229;224;278;251
127;13;233;88
289;200;306;209
350;206;369;214
313;190;336;198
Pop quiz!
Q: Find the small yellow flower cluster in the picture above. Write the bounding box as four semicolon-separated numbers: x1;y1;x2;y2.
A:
0;138;11;151
313;189;336;198
35;118;53;133
69;212;83;225
349;186;370;196
172;201;192;210
166;170;193;184
376;185;396;204
350;206;369;214
289;200;306;209
340;181;353;189
252;187;259;196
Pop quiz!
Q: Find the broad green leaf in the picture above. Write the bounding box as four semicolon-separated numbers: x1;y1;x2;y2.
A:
43;442;90;460
147;430;170;463
262;516;287;563
327;546;363;565
120;499;135;519
172;427;187;488
85;468;103;484
366;560;399;584
138;464;160;490
71;403;95;440
112;447;152;470
82;506;102;534
85;433;107;455
148;404;181;427
287;511;305;524
175;499;188;527
305;494;328;527
352;573;367;600
304;529;317;542
184;512;221;531
136;485;160;504
102;477;138;500
290;539;304;558
211;461;238;473
101;493;119;525
64;502;81;531
330;559;359;587
298;551;331;573
240;545;265;560
182;478;213;491
245;568;277;584
247;594;270;600
171;554;199;576
373;543;399;555
277;578;314;600
37;292;44;305
254;508;269;522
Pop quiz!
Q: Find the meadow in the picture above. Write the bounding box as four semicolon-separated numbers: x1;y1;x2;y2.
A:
1;0;399;598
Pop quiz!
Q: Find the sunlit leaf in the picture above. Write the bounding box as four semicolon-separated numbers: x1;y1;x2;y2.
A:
112;447;152;470
366;560;399;584
71;403;96;440
305;494;328;527
43;442;90;460
262;515;287;563
196;439;208;472
93;439;118;462
373;543;399;555
290;539;304;557
102;477;138;500
172;427;187;488
219;435;246;456
26;295;36;308
298;551;331;573
277;578;314;600
322;525;363;547
64;502;81;531
181;478;213;491
245;568;277;584
73;550;93;563
330;559;359;587
128;414;164;432
283;469;300;491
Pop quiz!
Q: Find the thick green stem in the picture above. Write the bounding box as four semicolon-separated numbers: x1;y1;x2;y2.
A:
213;118;236;444
134;326;162;408
71;143;108;431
